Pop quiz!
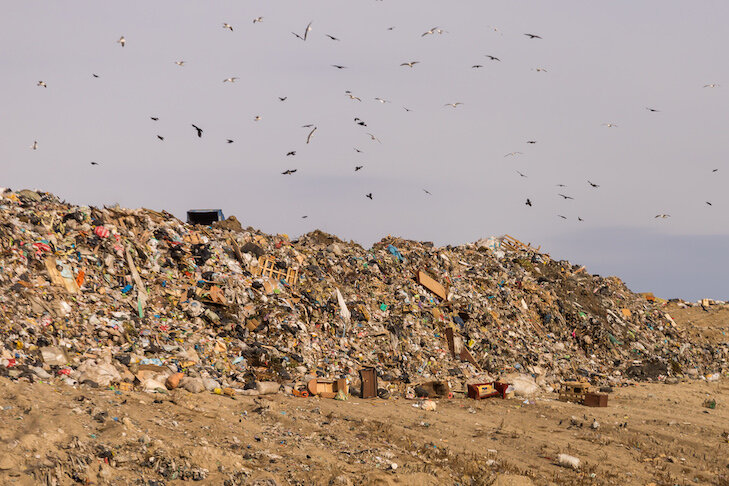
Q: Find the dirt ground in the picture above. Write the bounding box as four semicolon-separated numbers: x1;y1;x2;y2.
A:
1;377;728;486
665;302;729;345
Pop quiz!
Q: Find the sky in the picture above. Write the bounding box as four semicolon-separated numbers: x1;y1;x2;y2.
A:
1;1;728;300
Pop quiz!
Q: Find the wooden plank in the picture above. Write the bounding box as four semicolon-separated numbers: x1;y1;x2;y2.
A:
416;270;447;300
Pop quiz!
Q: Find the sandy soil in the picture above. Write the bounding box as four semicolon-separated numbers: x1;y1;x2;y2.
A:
1;377;728;485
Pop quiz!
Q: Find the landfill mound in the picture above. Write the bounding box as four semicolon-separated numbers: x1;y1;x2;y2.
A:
0;188;723;395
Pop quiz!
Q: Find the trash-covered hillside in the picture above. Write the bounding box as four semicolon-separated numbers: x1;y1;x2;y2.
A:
0;188;725;394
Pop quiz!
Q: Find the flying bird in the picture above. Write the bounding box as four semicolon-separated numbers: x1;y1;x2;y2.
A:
301;124;315;128
254;115;261;121
157;135;164;141
558;215;567;219
485;55;501;61
355;165;363;171
524;33;542;39
37;81;47;88
422;27;439;37
472;65;483;69
556;184;567;187
654;214;670;218
282;169;297;175
92;73;99;78
325;34;340;41
423;189;432;195
150;117;159;121
444;102;463;108
301;215;308;219
287;151;296;156
587;180;599;188
292;21;313;41
346;93;362;101
401;61;419;68
534;67;548;72
578;217;584;221
30;141;38;150
223;23;234;31
366;133;381;143
516;170;527;178
223;77;239;83
526;140;537;144
602;123;618;128
365;193;373;199
174;60;185;66
706;201;713;206
703;84;720;88
504;152;523;157
354;148;363;153
646;107;660;112
558;194;574;200
331;65;348;69
712;169;719;173
306;126;317;144
374;97;390;103
354;118;367;126
253;17;263;24
90;161;99;166
279;97;287;101
525;198;532;207
117;36;125;47
227;139;234;144
192;124;203;138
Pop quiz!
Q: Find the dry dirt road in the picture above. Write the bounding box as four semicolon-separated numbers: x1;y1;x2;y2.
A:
1;377;728;485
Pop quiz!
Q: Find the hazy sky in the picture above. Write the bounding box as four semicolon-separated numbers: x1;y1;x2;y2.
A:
2;1;728;300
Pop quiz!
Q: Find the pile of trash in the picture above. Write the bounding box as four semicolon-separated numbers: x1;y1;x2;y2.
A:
0;188;726;397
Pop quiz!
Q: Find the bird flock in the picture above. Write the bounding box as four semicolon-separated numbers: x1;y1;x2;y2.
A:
26;11;724;226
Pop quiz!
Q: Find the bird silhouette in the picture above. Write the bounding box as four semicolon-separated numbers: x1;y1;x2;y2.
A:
366;133;381;143
504;152;523;157
331;65;347;69
423;189;432;195
325;34;340;41
485;55;501;61
223;77;238;83
282;169;297;175
175;60;185;67
558;194;574;200
355;166;363;171
526;140;537;144
117;36;125;47
30;141;38;150
90;161;99;166
366;193;373;199
524;33;542;39
401;61;419;68
472;65;483;69
227;139;234;143
706;201;713;206
516;170;527;178
646;107;660;112
374;97;390;103
157;135;164;141
354;118;367;126
37;81;47;88
92;73;99;78
654;214;670;218
444;102;463;108
292;21;313;41
279;97;287;101
525;198;532;207
223;23;234;31
287;151;296;156
150;117;159;121
253;17;263;24
703;84;720;88
588;181;599;188
422;27;439;37
306;126;317;144
192;124;203;138
558;214;567;219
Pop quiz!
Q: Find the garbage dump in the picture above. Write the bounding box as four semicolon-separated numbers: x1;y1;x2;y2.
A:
1;188;726;397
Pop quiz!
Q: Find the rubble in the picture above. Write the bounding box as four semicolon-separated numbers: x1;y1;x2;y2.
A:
0;188;727;401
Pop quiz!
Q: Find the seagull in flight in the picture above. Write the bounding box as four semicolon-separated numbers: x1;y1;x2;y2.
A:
401;61;419;68
578;216;584;221
292;21;313;41
366;193;373;199
516;170;527;178
556;183;567;187
223;77;238;83
325;34;340;41
706;201;713;206
227;139;234;143
558;215;567;219
422;27;439;37
279;97;287;101
253;17;263;24
654;214;670;218
354;117;367;126
254;115;262;121
703;83;720;88
472;65;484;69
282;169;297;175
374;97;390;103
525;198;532;207
223;23;234;31
287;151;296;156
37;81;47;88
355;166;363;171
587;180;599;188
712;168;718;173
150;117;159;121
306;126;317;144
157;135;164;141
331;65;348;69
526;140;537;144
524;33;542;39
485;55;501;61
602;123;618;128
346;93;362;101
366;133;381;143
92;73;99;78
30;141;38;150
558;194;574;200
192;124;203;138
117;36;126;47
174;60;185;67
444;102;463;108
90;161;99;166
423;189;432;195
301;124;315;128
534;67;548;72
504;152;523;157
